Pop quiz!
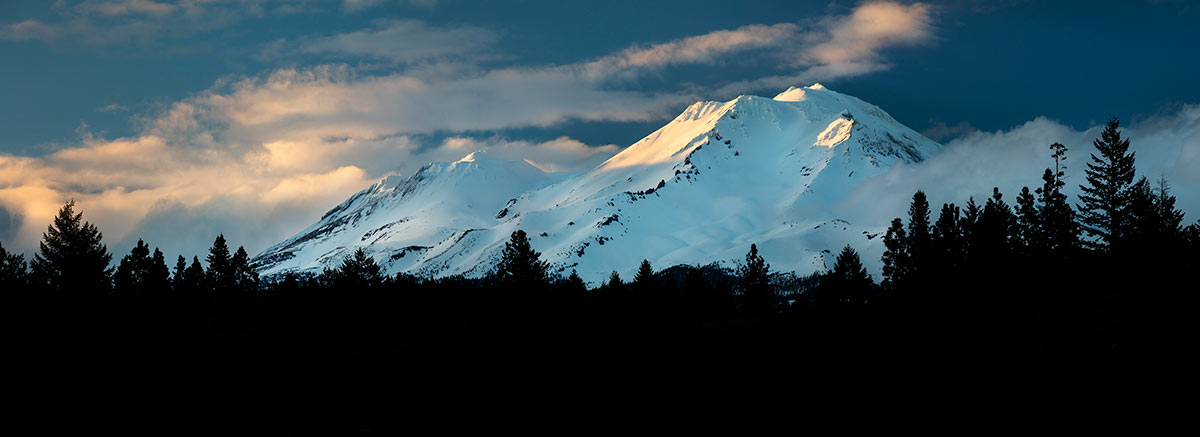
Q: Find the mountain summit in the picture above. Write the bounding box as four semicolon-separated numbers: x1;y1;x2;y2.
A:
254;85;942;283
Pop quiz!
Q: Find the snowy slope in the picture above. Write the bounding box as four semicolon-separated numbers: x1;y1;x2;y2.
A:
254;84;942;284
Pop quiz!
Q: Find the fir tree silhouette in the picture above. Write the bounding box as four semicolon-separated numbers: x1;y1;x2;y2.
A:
0;240;27;289
820;245;873;305
738;244;772;312
30;201;112;294
115;239;169;295
881;217;909;291
1078;117;1136;250
633;259;656;292
322;248;383;290
206;234;234;293
494;230;549;290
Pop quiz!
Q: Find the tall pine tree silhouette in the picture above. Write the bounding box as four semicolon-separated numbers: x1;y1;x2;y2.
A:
30;201;112;294
1037;143;1078;257
737;244;772;312
230;246;259;293
1078;118;1136;250
205;234;234;293
495;230;549;290
1015;186;1039;255
880;217;909;291
633;259;656;292
821;245;873;305
932;203;963;269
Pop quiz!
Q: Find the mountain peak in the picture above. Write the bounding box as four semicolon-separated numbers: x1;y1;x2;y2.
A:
773;83;830;102
256;86;943;283
457;149;494;163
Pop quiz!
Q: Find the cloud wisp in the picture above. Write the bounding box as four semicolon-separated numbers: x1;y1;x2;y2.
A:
0;0;316;46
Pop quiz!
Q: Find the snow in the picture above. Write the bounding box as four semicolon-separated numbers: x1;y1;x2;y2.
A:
814;117;854;147
254;85;943;286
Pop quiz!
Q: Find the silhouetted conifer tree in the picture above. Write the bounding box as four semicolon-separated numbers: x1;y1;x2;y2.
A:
821;245;873;305
322;248;382;290
1078;117;1136;250
1037;142;1078;256
960;196;982;258
181;256;206;295
738;244;772;312
172;255;187;288
1015;186;1039;255
494;230;549;289
115;239;168;295
907;191;931;270
0;240;27;289
1152;175;1185;239
231;246;259;292
633;259;656;292
206;234;234;293
563;270;586;294
932;203;963;269
1123;176;1187;254
977;188;1016;258
603;270;623;292
30;201;112;294
880;218;909;290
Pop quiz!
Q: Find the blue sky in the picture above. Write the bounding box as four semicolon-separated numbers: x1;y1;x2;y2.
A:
1;0;1198;258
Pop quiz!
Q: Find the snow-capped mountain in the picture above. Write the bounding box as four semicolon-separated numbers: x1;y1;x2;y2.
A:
254;84;942;284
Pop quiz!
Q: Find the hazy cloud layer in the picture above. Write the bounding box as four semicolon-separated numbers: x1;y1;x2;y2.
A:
837;107;1200;228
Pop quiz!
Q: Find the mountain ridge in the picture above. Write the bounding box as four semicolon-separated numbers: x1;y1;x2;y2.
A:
254;84;942;284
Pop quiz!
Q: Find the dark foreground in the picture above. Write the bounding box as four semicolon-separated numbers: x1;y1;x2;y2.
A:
8;261;1192;435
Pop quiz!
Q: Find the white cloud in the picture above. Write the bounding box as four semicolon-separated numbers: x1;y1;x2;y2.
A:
800;1;934;74
264;19;498;63
837;107;1200;227
715;1;935;94
583;23;800;78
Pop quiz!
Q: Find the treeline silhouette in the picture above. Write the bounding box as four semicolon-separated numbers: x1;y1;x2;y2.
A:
2;118;1197;433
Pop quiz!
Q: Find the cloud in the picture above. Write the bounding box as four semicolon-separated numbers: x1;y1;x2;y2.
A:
72;0;178;17
0;203;20;243
921;120;976;142
837;107;1200;228
341;0;385;12
714;1;934;94
800;1;934;75
263;19;498;63
96;103;129;112
0;19;61;41
1;0;310;46
438;136;620;173
583;23;800;77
